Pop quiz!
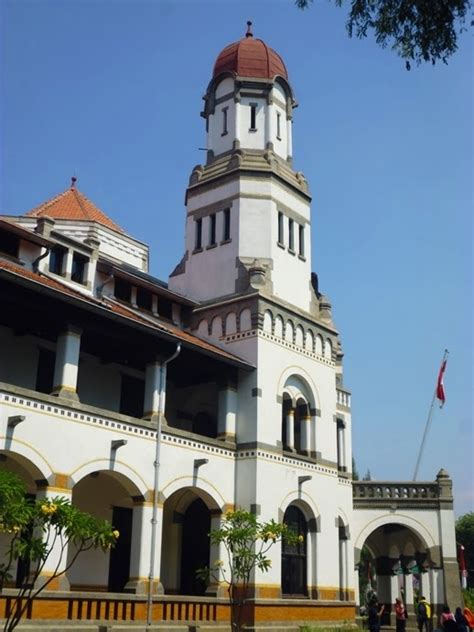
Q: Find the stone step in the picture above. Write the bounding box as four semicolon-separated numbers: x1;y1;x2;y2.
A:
0;623;231;632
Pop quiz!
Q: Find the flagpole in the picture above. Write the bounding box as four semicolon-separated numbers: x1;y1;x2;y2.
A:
413;349;449;481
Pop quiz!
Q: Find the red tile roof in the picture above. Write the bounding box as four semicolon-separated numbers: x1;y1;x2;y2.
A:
0;260;251;368
213;28;288;80
25;184;124;234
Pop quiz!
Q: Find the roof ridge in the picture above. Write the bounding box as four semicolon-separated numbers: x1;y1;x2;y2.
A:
72;188;92;221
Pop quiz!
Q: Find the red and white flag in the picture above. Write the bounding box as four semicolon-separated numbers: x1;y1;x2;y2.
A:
436;355;448;408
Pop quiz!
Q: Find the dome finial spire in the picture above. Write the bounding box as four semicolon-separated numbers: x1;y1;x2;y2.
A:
246;20;253;38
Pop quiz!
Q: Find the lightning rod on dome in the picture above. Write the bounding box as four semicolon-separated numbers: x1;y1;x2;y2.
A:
70;176;77;190
246;20;253;38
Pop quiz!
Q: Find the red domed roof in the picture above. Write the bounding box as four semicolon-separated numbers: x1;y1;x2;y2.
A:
213;22;288;81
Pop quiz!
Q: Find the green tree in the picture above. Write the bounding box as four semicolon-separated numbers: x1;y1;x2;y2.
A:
0;470;118;632
352;457;359;481
456;511;474;587
295;0;471;68
198;509;300;632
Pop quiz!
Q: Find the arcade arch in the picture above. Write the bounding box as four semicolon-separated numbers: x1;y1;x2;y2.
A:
67;469;142;592
160;486;221;596
356;522;436;616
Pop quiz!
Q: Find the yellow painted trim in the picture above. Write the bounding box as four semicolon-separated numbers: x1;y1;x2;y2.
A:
52;385;77;393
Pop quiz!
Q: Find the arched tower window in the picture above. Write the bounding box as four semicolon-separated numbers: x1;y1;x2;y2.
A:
281;394;293;450
282;506;308;596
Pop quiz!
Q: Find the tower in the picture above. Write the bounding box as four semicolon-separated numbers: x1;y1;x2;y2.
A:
169;22;317;316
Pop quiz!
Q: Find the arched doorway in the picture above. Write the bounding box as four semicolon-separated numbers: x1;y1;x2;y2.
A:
161;487;216;595
282;505;308;596
357;522;433;620
68;470;136;592
180;498;210;595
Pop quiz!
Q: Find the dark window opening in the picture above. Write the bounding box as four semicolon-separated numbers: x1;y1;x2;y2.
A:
108;506;132;592
114;278;132;302
71;252;88;284
277;112;281;139
250;103;257;130
222;107;228;135
36;348;55;394
158;297;172;320
209;214;216;246
180;498;210;595
193;411;217;439
0;230;20;258
282;506;308;596
195;218;202;250
278;212;284;245
49;246;66;275
298;225;305;257
337;419;344;470
281;397;292;449
137;287;153;311
119;374;145;418
223;208;231;241
288;219;294;252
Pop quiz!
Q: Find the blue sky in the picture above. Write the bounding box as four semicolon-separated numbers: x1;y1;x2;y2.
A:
1;0;472;515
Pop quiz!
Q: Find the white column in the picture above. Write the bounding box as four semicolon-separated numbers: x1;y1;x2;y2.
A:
130;286;138;307
420;571;431;604
287;116;293;160
286;409;295;450
354;566;360;608
65;249;73;277
143;361;161;421
337;425;343;469
234;99;241;146
340;424;346;469
301;414;311;455
34;487;72;590
310;414;317;457
207;513;227;597
429;568;441;611
52;326;82;400
126;501;163;594
390;573;400;602
217;384;237;441
404;573;414;610
265;101;273;149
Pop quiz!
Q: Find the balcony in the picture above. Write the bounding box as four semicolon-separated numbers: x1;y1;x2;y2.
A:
336;387;351;409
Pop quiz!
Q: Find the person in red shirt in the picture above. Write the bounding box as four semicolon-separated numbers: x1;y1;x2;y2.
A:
395;597;408;632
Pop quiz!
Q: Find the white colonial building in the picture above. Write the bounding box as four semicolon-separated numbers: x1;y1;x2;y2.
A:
0;24;461;631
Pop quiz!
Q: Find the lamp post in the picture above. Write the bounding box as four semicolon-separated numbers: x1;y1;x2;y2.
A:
146;342;181;628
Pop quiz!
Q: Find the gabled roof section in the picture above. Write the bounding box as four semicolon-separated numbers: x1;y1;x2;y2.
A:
25;179;125;234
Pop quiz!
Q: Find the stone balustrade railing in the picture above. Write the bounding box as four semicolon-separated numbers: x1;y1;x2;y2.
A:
336;388;351;408
353;481;440;502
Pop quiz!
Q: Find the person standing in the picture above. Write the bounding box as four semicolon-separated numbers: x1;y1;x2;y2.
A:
454;607;469;632
395;597;408;632
368;597;385;632
441;606;458;632
417;596;432;632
